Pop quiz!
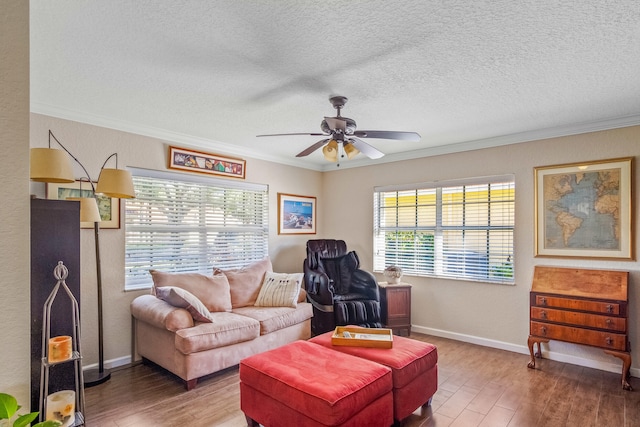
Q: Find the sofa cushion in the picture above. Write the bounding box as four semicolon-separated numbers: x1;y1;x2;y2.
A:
233;302;313;335
298;287;307;303
155;286;214;323
150;270;232;313
218;258;272;308
254;272;303;308
175;312;260;354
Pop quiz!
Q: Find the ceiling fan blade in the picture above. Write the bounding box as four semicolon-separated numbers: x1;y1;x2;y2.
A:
296;139;330;157
349;137;385;159
324;117;347;131
257;132;327;137
353;130;421;142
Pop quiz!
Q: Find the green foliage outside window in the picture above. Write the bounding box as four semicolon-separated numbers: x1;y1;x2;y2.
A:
384;231;434;273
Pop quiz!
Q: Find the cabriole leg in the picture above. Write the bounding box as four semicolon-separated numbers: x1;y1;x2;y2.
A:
604;350;633;391
527;335;548;369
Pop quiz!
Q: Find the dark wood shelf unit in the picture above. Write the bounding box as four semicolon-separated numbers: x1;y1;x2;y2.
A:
31;199;81;412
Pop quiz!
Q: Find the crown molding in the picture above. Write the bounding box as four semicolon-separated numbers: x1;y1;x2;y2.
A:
31;102;640;173
30;102;326;172
326;114;640;171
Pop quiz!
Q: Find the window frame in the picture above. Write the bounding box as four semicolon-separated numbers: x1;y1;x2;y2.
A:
374;174;515;285
124;167;269;290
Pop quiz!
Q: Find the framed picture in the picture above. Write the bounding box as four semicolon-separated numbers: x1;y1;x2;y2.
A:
47;181;120;229
168;146;246;179
534;157;633;259
278;193;316;235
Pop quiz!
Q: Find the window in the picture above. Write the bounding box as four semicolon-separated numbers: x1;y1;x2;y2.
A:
124;169;268;290
374;175;515;284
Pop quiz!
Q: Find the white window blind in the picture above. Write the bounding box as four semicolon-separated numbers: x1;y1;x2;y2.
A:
125;170;268;290
374;175;515;284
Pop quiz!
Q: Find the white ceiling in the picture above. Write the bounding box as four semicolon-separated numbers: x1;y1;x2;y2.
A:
30;1;640;171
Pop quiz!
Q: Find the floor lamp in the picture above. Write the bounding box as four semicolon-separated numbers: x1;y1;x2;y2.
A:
30;130;135;387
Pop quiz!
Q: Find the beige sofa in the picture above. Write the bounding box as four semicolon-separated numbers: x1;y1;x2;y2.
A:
130;258;313;390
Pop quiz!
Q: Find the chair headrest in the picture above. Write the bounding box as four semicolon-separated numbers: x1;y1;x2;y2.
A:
306;239;347;269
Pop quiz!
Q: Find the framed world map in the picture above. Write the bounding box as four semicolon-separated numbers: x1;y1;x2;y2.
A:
535;157;633;259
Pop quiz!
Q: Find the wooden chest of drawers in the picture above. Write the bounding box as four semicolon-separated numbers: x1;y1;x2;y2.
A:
527;266;631;390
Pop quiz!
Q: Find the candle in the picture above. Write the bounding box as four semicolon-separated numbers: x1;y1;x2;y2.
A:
46;390;75;427
48;336;72;363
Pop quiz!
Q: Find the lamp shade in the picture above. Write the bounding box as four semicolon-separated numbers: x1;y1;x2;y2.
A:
67;197;102;223
322;140;339;162
96;168;135;199
30;148;75;183
343;143;360;159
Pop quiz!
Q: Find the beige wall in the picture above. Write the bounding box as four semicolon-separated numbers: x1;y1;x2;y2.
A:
29;113;322;367
322;126;640;374
28;114;640;378
0;0;30;399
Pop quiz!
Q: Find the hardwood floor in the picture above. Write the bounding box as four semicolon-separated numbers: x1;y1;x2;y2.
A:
84;333;640;426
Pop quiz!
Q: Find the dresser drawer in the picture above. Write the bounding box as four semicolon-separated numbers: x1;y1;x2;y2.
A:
534;294;621;315
530;307;626;332
530;321;627;351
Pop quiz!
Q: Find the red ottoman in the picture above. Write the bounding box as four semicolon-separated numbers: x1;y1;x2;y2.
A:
240;340;394;427
310;332;438;422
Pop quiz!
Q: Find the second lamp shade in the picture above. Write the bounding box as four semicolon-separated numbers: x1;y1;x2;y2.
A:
96;168;135;199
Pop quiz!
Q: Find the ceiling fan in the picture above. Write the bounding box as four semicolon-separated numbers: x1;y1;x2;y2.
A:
257;95;421;164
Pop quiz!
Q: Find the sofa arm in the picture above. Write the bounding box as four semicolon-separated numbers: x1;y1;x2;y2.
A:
130;294;194;332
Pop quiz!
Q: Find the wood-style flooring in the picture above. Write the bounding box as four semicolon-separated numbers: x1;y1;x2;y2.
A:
84;333;640;426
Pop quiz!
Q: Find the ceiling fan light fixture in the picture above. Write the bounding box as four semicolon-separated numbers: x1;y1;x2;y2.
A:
343;142;360;159
322;139;339;162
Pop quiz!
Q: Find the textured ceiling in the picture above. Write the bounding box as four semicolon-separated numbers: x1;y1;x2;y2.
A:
30;1;640;171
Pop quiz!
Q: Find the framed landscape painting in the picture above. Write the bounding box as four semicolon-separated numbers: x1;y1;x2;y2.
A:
278;193;316;235
47;181;120;229
534;157;633;259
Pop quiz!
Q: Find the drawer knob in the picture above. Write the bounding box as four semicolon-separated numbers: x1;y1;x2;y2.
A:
605;337;613;346
605;319;612;326
606;304;613;313
540;326;547;336
540;297;547;305
540;310;547;319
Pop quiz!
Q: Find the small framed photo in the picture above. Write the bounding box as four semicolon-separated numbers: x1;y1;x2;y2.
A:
534;157;633;259
168;146;245;179
278;193;316;235
47;181;120;229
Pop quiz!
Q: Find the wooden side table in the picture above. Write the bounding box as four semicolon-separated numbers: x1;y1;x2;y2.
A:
378;282;412;336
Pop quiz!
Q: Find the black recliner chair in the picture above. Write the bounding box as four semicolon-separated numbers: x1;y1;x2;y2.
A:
303;239;382;335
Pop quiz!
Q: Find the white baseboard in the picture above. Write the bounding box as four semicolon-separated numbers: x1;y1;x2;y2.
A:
82;355;132;372
412;325;638;379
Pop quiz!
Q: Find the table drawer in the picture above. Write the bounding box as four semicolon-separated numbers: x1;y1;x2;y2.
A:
530;307;626;332
534;294;621;315
530;321;627;351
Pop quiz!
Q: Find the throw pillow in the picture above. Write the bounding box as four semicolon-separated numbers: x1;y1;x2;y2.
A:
217;257;272;308
254;272;303;308
155;286;214;323
150;270;232;312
